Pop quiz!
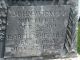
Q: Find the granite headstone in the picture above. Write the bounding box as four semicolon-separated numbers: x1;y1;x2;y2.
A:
4;5;70;58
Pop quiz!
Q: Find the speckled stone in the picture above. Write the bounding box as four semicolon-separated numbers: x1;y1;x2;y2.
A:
0;0;78;59
4;5;70;58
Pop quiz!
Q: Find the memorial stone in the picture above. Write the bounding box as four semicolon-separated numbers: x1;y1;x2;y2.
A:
0;0;78;60
4;5;70;58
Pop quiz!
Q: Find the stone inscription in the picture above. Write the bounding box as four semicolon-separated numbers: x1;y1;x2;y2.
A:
5;6;70;57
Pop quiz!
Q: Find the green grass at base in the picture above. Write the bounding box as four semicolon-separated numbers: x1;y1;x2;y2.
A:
77;22;80;54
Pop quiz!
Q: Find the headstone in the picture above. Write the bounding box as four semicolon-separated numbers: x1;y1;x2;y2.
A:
0;0;78;59
4;5;70;58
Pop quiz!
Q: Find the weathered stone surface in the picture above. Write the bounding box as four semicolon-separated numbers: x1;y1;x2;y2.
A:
4;57;43;60
4;5;70;58
0;0;7;58
0;42;3;57
0;0;78;59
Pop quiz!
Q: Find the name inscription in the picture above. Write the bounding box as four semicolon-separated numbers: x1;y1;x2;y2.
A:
5;6;70;57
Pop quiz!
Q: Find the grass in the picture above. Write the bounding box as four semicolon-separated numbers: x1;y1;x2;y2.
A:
77;22;80;54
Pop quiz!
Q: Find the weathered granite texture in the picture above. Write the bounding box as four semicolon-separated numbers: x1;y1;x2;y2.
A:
4;5;70;58
0;0;7;58
0;0;78;60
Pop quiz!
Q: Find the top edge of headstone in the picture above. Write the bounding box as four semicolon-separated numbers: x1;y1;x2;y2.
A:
2;0;78;6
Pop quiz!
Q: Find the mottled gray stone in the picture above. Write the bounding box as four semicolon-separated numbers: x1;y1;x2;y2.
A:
0;58;4;60
4;5;70;58
4;57;43;60
0;0;7;58
0;0;78;59
0;42;3;57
